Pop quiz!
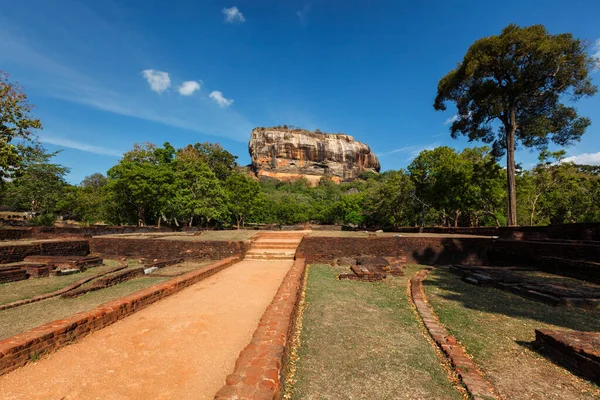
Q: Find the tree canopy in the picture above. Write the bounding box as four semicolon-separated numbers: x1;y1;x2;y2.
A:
434;24;597;225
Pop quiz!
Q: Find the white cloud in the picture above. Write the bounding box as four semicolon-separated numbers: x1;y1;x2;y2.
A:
2;25;253;142
39;135;123;157
178;80;201;96
141;69;171;93
377;146;416;157
444;115;459;125
376;142;441;160
563;151;600;166
209;90;234;107
593;39;600;72
222;6;245;23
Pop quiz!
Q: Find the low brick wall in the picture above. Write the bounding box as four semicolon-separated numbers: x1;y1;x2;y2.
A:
296;237;491;266
410;268;499;399
0;256;240;376
498;223;600;241
90;238;251;260
0;264;128;311
0;240;90;264
61;268;145;298
215;258;307;400
0;228;33;241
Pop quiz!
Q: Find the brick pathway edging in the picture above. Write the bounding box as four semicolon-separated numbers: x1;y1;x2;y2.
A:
409;268;501;400
0;263;129;311
0;256;240;377
214;258;307;400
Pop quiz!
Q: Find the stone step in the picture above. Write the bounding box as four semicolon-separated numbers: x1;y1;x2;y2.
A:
244;254;295;261
251;243;300;250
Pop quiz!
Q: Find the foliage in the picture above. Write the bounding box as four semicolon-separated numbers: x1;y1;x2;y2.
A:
434;24;597;225
3;151;69;215
0;70;44;187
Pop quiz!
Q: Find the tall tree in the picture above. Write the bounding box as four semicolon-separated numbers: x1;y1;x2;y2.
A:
0;70;44;187
434;24;597;225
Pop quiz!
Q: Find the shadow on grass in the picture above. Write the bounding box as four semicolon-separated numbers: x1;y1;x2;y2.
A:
422;269;600;332
410;238;491;266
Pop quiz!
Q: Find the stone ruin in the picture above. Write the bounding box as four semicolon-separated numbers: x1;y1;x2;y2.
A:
0;256;103;283
450;264;600;308
335;256;407;281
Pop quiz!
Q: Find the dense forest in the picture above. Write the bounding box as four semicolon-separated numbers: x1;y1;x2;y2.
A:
1;140;598;228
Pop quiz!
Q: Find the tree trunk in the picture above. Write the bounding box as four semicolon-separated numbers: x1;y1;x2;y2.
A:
506;110;518;226
454;210;460;227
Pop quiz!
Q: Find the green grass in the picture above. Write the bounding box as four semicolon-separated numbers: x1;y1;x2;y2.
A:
0;275;169;340
289;264;462;400
0;260;124;305
152;261;211;276
423;269;600;400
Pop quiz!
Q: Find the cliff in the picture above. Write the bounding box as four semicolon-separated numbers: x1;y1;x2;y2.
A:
248;127;380;185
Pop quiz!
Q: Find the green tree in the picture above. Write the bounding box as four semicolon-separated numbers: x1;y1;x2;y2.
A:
167;156;227;227
434;24;597;225
366;170;416;228
4;151;69;216
178;142;237;181
225;172;260;228
0;71;44;188
408;147;471;227
106;143;175;226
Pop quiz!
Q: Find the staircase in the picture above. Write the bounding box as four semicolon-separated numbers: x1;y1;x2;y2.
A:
244;232;306;261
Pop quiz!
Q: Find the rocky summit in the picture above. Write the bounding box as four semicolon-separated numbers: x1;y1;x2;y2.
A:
248;127;380;185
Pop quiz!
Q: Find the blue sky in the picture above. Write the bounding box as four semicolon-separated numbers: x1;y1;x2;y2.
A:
1;0;599;184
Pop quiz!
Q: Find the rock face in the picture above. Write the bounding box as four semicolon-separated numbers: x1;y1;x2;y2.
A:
249;127;380;184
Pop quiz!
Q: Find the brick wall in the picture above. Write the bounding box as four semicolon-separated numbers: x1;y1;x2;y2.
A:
0;228;33;241
90;238;251;260
0;257;239;376
0;240;90;264
296;237;491;265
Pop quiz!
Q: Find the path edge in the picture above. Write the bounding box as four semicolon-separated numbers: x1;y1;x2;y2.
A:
409;268;501;400
0;256;240;376
214;258;307;400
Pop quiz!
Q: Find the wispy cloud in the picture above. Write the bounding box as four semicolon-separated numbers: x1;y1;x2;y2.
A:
297;3;311;25
563;151;600;166
39;135;123;157
592;38;600;72
142;69;171;93
222;6;245;23
178;80;201;96
377;146;416;157
377;142;441;161
444;115;459;125
209;90;234;107
1;27;253;142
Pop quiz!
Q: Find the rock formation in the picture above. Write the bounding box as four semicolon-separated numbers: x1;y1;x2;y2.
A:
248;127;380;185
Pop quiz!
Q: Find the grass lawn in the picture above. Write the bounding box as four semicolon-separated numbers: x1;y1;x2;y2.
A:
0;260;124;305
423;268;600;400
288;264;463;400
150;261;211;276
0;260;211;340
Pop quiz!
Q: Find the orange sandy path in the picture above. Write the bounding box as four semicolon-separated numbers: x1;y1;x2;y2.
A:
0;260;293;400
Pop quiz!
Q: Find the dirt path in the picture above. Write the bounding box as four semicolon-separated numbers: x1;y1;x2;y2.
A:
0;260;293;400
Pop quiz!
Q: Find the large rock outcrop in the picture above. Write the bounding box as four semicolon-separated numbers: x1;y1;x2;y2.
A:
249;127;380;184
